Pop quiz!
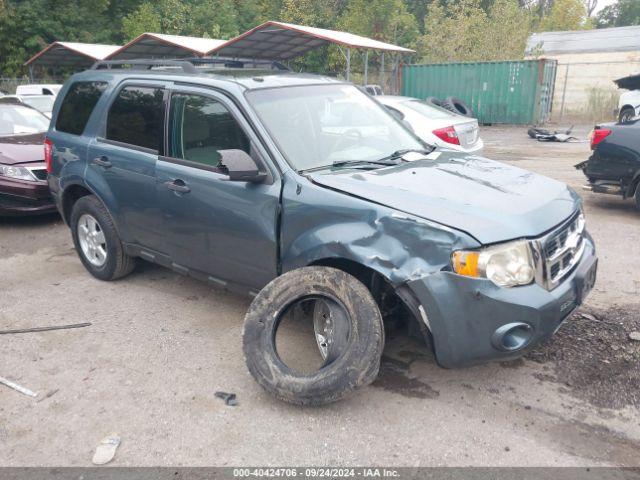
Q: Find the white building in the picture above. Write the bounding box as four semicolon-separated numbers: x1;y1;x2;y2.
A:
526;26;640;120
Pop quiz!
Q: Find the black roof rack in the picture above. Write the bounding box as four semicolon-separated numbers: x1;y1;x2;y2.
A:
91;59;198;74
185;57;289;71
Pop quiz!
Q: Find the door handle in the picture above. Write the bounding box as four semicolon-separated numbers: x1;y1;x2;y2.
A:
164;179;191;194
92;156;112;168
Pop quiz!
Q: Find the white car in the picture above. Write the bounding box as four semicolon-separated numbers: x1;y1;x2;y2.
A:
377;95;484;154
16;84;62;96
615;74;640;122
0;95;55;118
618;90;640;122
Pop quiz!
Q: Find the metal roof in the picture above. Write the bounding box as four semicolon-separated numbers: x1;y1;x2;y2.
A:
25;42;120;67
107;33;227;60
526;26;640;55
209;21;414;60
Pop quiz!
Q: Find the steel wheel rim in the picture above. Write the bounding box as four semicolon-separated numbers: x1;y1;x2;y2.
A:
77;213;107;267
313;299;333;360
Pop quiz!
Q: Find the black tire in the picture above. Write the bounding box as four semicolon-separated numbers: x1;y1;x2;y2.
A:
243;266;385;406
619;107;635;123
442;97;474;117
634;182;640;211
70;195;136;281
425;96;443;108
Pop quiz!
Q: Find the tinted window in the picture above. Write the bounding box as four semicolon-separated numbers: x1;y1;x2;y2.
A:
107;86;164;151
168;93;249;168
55;81;107;135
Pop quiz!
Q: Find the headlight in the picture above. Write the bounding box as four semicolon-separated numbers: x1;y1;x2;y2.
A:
0;165;37;181
452;240;535;287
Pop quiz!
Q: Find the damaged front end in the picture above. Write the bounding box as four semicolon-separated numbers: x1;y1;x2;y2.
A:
279;164;597;369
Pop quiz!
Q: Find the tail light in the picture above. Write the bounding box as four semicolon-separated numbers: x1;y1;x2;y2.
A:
44;138;53;173
432;126;460;145
590;128;611;150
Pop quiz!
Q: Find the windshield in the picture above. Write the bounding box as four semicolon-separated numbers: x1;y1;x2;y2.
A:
21;96;55;112
402;99;455;119
0;105;49;135
246;84;425;171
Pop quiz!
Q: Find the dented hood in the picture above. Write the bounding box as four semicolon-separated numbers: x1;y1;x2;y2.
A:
0;133;45;165
308;153;579;245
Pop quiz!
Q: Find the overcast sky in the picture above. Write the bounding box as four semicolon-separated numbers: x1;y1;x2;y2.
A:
592;0;617;14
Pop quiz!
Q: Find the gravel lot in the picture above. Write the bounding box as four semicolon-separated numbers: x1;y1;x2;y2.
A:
1;125;639;467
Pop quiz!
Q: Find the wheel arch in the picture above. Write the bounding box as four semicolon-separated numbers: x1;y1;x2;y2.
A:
60;182;95;224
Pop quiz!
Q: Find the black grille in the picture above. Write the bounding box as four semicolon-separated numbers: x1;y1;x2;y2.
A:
543;212;585;288
30;168;48;181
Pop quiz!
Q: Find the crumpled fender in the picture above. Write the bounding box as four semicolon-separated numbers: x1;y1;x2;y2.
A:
279;174;480;286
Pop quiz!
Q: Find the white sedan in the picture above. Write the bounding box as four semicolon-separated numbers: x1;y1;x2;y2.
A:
377;95;484;154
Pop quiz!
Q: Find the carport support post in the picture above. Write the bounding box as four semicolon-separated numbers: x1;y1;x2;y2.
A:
380;52;385;92
559;63;570;120
346;48;351;82
363;51;369;86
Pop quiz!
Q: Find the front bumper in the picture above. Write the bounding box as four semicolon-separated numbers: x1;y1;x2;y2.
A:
405;235;597;368
0;176;56;216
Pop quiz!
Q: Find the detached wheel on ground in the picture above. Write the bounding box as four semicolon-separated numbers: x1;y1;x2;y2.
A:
70;195;136;281
243;266;385;406
619;107;635;123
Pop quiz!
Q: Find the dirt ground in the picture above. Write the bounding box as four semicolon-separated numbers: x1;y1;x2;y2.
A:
1;124;639;467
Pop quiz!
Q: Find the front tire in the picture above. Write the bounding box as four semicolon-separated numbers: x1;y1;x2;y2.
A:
619;107;635;123
70;195;136;281
243;267;385;406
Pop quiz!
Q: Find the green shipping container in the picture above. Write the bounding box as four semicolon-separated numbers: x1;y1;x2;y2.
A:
402;59;557;125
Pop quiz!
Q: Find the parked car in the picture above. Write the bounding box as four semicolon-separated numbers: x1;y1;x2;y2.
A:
0;94;55;117
614;73;640;123
377;95;484;154
576;120;640;209
16;84;62;96
0;103;56;215
47;61;597;405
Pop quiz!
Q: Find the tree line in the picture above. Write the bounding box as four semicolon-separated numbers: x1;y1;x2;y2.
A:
1;0;638;77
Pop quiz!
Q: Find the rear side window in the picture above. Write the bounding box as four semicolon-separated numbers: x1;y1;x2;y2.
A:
106;86;164;151
55;81;108;135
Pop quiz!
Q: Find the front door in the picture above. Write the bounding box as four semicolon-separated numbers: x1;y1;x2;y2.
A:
86;82;168;250
155;88;280;290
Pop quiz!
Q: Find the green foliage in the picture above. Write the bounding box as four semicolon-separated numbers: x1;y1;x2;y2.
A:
121;2;160;39
419;0;532;63
0;0;607;77
538;0;593;31
597;0;640;28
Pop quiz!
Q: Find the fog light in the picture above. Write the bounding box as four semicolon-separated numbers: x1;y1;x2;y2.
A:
491;322;533;352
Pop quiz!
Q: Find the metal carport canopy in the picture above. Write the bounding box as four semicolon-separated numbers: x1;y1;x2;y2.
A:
25;42;120;68
207;21;414;60
107;33;227;60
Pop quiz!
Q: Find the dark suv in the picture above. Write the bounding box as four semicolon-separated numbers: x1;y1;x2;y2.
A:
46;60;597;405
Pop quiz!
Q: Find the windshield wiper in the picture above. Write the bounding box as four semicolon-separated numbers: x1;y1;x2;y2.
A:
375;148;432;162
331;158;400;168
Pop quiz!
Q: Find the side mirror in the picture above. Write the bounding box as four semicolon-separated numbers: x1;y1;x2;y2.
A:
220;149;266;183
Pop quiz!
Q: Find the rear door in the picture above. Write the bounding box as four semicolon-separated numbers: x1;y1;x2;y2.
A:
86;81;170;250
155;86;280;290
48;80;109;189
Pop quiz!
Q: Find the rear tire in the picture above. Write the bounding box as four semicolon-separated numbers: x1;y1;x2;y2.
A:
70;195;136;281
619;107;635;123
243;266;384;406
